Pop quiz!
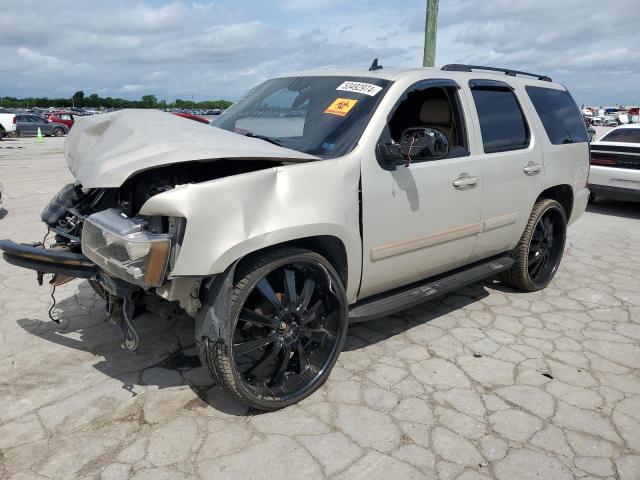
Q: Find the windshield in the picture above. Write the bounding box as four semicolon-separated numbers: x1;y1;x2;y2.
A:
213;76;391;158
600;128;640;144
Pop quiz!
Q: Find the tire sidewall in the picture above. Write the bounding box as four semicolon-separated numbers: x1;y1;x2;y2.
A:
226;250;348;410
524;201;567;290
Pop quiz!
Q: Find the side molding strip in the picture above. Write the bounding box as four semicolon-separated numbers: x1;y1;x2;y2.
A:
371;213;519;261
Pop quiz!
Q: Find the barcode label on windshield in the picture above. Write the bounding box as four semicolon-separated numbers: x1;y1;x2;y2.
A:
336;81;383;97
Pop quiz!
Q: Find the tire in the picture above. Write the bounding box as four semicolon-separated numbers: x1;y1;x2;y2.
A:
52;127;65;137
0;129;4;141
197;247;348;410
588;191;596;204
501;199;567;292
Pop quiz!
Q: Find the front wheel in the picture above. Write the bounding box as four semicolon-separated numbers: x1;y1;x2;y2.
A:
197;247;348;410
501;199;567;292
52;127;65;137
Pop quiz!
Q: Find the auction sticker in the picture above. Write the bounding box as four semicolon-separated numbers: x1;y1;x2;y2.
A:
324;98;358;117
337;81;383;96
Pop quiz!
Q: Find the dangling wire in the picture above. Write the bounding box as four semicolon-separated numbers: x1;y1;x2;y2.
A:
40;227;50;247
48;285;60;324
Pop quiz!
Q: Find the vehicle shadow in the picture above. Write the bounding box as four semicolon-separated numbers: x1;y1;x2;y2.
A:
16;277;492;413
343;281;491;351
586;199;640;220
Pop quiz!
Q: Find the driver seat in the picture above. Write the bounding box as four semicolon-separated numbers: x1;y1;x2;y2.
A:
419;96;454;142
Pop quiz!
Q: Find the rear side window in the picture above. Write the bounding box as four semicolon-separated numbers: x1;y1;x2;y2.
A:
599;128;640;144
526;86;588;144
471;87;530;153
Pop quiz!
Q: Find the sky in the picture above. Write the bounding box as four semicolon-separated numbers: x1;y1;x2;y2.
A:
0;0;638;105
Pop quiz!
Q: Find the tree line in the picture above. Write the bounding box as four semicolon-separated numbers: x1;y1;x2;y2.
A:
0;91;233;110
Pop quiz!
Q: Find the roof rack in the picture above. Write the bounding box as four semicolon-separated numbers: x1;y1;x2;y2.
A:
441;64;552;82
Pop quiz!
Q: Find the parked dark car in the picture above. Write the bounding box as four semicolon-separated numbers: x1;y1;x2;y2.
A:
15;115;69;137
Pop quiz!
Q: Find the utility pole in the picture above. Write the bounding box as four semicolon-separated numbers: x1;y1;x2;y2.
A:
423;0;439;67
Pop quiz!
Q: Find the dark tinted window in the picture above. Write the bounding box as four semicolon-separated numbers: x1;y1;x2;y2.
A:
526;86;588;144
471;87;529;153
600;128;640;144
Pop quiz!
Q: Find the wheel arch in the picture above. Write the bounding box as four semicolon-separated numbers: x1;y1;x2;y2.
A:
234;235;349;293
537;184;573;219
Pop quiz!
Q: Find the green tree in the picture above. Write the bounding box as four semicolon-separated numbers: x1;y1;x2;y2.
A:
72;90;85;107
140;94;158;108
88;93;100;107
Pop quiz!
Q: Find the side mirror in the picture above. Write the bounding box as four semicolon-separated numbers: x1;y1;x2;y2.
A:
377;128;450;169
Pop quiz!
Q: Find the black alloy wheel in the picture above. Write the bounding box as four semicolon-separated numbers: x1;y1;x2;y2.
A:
501;198;567;292
197;248;348;410
53;127;65;137
527;206;565;288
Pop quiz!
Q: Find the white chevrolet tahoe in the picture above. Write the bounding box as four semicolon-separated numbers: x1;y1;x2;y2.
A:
0;112;17;140
0;63;590;409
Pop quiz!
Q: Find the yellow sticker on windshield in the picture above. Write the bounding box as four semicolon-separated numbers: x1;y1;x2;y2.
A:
324;98;358;117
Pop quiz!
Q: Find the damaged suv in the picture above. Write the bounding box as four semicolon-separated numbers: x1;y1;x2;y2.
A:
0;63;590;410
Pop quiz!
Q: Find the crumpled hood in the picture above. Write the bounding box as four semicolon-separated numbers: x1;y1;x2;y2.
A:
64;109;319;188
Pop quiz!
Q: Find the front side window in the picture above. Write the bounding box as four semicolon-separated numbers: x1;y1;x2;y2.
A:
213;76;391;158
599;128;640;144
526;86;588;144
471;87;530;153
382;84;469;162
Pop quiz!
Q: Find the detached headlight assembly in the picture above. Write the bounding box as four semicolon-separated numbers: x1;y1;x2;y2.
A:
82;209;172;288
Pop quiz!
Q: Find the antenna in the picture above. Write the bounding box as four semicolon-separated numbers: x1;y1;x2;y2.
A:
369;58;383;71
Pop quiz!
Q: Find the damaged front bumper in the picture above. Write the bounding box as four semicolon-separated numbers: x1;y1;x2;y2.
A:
0;239;98;279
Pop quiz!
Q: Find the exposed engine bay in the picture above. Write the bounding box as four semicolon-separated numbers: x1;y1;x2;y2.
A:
43;158;284;249
7;158;285;352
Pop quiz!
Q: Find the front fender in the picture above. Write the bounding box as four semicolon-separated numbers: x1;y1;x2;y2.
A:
139;157;362;302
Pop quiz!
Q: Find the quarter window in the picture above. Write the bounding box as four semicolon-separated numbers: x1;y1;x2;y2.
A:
471;87;530;153
526;86;588;144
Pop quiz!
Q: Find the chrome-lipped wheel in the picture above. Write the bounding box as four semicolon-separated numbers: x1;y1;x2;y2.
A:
232;259;344;403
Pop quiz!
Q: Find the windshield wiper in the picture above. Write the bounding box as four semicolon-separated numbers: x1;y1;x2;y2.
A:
245;132;282;146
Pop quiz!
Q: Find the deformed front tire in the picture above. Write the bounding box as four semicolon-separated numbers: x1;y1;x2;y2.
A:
501;198;567;292
197;247;348;410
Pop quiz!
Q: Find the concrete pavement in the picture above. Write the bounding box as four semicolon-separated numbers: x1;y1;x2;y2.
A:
1;136;639;479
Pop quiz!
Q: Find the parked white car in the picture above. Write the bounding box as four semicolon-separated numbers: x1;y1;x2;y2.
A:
0;63;590;409
0;112;17;140
589;124;640;203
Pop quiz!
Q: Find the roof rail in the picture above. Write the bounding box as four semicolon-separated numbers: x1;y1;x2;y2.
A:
441;64;552;82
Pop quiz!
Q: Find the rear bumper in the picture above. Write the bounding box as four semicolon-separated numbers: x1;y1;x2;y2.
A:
588;165;640;203
0;239;98;278
588;184;640;203
589;165;640;191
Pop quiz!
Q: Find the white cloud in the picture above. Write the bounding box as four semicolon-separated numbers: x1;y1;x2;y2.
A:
120;84;147;92
0;0;638;105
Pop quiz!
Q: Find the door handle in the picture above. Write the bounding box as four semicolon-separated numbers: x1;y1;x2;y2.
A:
523;162;542;175
452;175;478;190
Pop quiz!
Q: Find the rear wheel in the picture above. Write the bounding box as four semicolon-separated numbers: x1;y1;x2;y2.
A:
53;127;65;137
501;199;567;292
197;247;348;410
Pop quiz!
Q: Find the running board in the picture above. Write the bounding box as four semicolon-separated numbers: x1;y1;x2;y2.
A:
349;256;514;322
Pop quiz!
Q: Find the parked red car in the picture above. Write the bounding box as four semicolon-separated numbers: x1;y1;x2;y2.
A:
45;112;75;129
172;112;210;124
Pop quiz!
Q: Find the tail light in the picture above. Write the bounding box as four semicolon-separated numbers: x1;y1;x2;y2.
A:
12;116;16;124
590;154;617;166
